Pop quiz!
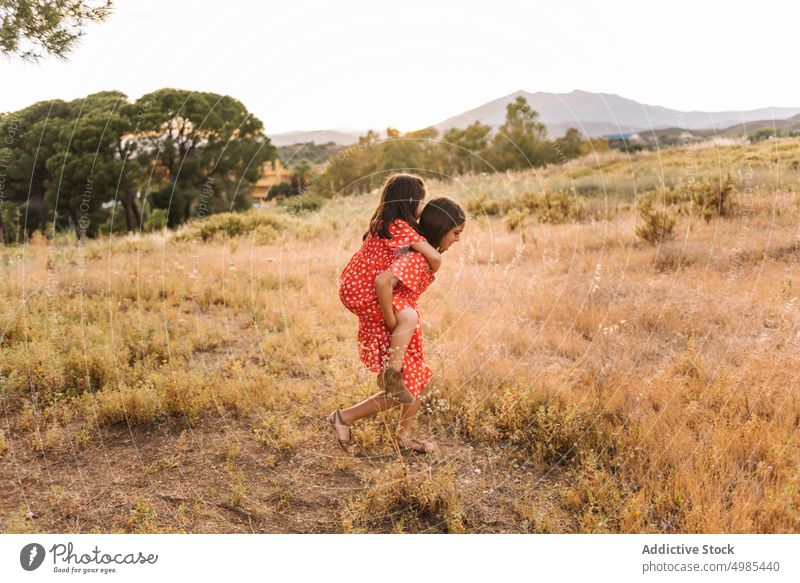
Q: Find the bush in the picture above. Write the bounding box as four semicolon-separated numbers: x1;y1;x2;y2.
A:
62;346;114;396
145;208;168;232
172;211;291;243
282;192;325;214
690;176;734;222
466;194;508;217
342;463;467;533
265;182;296;200
521;191;586;224
636;194;676;245
505;207;529;231
470;191;585;224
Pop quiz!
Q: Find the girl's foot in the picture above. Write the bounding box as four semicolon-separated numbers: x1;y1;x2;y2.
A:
392;432;436;453
328;410;354;455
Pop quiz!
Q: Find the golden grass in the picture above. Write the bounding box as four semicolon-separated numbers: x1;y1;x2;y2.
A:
341;462;468;533
2;138;799;532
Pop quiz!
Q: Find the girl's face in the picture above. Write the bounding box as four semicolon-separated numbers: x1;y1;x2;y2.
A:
439;223;464;252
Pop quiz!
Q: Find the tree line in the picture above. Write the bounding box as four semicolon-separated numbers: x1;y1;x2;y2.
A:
0;90;599;242
309;97;592;198
0;89;274;243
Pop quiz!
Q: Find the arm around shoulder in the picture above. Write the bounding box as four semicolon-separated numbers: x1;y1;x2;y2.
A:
409;241;442;272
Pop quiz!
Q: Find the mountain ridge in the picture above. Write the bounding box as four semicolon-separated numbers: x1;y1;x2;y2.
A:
267;90;800;145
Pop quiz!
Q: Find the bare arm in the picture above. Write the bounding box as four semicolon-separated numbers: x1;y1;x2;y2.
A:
409;240;441;272
375;270;399;330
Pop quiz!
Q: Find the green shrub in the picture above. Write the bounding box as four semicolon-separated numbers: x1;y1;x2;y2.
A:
505;207;529;231
470;191;585;224
662;186;691;208
521;191;586;224
145;208;168;232
690;176;734;222
636;194;676;245
62;347;113;396
266;182;296;200
172;211;291;242
282;193;325;214
466;194;507;217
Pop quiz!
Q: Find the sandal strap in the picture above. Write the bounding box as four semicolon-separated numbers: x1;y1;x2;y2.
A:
334;410;352;442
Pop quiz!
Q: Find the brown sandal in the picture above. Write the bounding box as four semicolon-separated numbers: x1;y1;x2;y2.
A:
328;410;354;455
393;433;435;454
378;367;415;404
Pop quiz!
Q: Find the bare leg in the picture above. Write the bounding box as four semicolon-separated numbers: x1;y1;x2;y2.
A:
387;307;418;372
329;390;435;453
395;397;422;436
329;391;397;447
393;396;436;452
338;391;397;427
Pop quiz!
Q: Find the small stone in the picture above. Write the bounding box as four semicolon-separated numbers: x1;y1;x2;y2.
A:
474;468;481;475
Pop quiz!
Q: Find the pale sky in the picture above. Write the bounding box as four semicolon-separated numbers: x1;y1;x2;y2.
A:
1;0;797;134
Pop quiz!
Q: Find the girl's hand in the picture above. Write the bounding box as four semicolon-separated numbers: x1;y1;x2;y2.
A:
386;314;398;331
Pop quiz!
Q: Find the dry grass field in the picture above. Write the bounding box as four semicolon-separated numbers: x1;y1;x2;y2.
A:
1;139;799;533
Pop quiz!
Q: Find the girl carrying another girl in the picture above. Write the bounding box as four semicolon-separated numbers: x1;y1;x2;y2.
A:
331;177;465;454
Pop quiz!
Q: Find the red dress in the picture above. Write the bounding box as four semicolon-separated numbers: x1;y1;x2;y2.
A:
338;219;433;396
387;251;436;397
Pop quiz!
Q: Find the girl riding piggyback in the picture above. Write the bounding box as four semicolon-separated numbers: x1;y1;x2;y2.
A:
332;192;465;455
337;173;441;396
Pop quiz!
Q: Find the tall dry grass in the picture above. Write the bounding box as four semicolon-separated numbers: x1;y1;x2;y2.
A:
2;138;799;532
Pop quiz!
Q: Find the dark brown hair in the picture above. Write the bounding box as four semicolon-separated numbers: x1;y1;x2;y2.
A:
419;196;466;249
362;173;426;241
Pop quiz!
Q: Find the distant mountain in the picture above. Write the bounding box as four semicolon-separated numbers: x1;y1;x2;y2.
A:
716;112;800;138
433;89;800;138
267;91;800;145
642;113;800;144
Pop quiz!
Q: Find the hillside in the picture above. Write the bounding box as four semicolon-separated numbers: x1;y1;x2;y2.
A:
719;113;800;138
433;89;800;137
643;114;800;144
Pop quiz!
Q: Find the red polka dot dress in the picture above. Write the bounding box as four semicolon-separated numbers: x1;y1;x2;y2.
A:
387;251;436;397
338;219;432;394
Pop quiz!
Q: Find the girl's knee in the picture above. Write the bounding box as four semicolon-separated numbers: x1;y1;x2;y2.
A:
396;307;418;324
